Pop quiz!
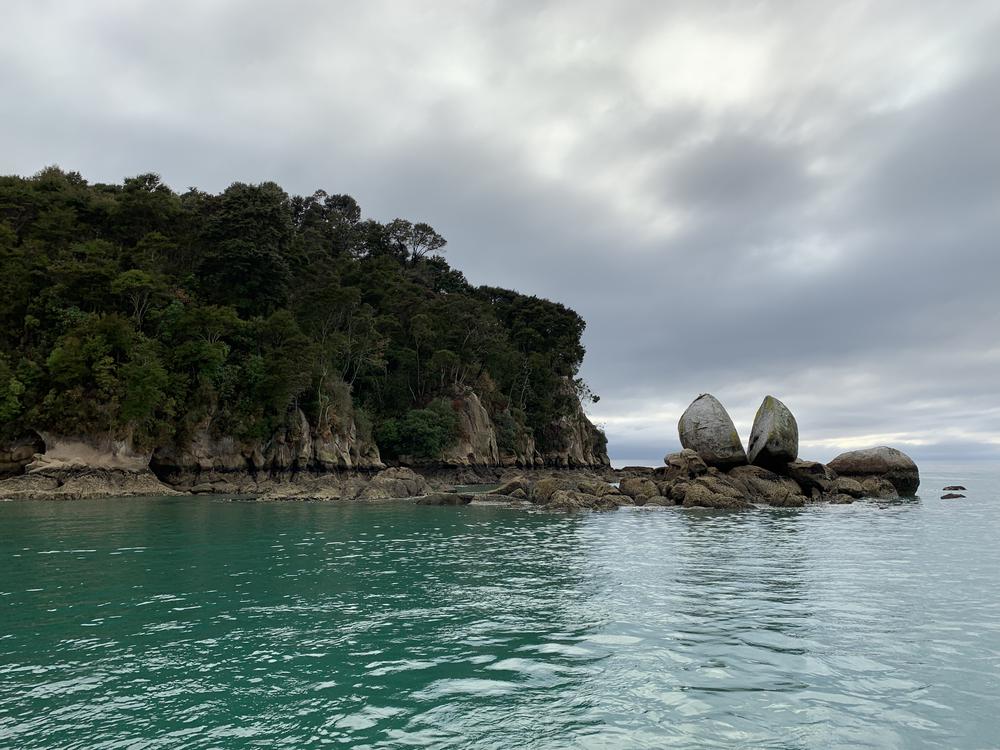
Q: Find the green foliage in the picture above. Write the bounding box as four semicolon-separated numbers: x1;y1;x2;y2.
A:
493;408;529;454
375;399;460;460
0;167;597;460
0;355;25;423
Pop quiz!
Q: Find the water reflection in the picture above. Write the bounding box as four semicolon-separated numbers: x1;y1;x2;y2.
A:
2;490;1000;749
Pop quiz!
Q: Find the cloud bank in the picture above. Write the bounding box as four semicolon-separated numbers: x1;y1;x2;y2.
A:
2;0;999;464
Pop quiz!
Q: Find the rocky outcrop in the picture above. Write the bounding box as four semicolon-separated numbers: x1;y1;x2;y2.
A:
260;467;429;502
27;432;151;473
152;405;384;490
465;452;903;512
500;429;541;469
399;382;606;470
359;467;430;500
679;476;753;510
610;395;924;510
827;447;920;496
3;378;607;497
618;476;660;501
0;432;181;500
0;432;45;478
539;379;611;468
437;391;501;466
528;475;629;511
656;449;709;481
727;465;807;507
747;396;798;468
783;459;837;494
0;467;180;500
677;394;747;469
479;473;624;511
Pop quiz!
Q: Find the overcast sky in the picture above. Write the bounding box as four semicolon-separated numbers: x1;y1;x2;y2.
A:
3;0;999;465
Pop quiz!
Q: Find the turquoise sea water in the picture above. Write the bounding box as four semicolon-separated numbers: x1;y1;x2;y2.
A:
2;462;998;749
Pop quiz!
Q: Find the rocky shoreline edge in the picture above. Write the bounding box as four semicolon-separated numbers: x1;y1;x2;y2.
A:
0;392;921;509
0;456;916;510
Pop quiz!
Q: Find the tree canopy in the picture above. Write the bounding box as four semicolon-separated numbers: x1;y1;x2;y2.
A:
0;167;597;459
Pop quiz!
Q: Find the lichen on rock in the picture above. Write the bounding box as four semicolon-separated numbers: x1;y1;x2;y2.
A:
827;447;919;496
747;395;798;468
677;394;748;469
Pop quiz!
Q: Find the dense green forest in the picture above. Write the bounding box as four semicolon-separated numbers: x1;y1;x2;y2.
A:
0;167;603;461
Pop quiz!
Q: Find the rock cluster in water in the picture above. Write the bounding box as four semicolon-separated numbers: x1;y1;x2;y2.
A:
436;393;920;511
648;393;919;509
472;394;918;513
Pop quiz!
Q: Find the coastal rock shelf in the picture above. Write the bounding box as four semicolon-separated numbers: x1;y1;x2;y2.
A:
477;394;917;513
0;383;609;500
634;393;920;509
0;391;920;510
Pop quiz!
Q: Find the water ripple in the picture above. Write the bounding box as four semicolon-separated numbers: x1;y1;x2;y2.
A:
1;463;999;748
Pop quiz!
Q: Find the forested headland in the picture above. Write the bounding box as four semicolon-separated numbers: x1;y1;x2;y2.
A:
0;167;607;478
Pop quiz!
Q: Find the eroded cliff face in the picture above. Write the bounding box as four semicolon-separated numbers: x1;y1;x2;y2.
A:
540;411;610;468
2;383;608;496
426;385;608;470
151;406;384;491
0;433;45;478
539;384;611;468
29;432;151;472
0;432;180;499
437;391;501;467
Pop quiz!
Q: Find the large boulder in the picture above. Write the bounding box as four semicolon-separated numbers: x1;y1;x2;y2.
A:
677;394;747;469
747;396;798;468
827;447;919;496
357;467;429;500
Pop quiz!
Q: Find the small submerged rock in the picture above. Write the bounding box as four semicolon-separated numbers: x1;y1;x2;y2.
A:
416;492;473;506
940;493;966;500
942;485;966;491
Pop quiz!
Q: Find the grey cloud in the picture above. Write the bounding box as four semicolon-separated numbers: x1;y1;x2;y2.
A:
657;134;817;221
2;0;999;466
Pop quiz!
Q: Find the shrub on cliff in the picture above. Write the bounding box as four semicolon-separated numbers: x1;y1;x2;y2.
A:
375;399;460;460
